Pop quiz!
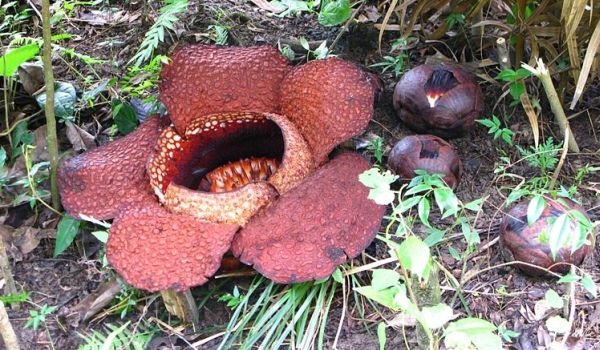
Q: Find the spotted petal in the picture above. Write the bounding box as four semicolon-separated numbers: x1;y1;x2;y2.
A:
160;45;290;133
58;116;165;220
231;153;385;283
107;201;239;292
279;58;376;164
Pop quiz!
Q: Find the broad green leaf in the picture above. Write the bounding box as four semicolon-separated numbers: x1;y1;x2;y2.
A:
546;315;569;334
423;228;445;246
581;274;598;297
558;272;580;283
448;245;461;260
509;82;525;99
444;317;496;335
471;333;503;350
527;195;545;226
544;289;563;309
354;285;400;311
464;198;484;212
359;168;398;205
54;214;81;257
35;82;77;121
0;44;39;77
112;100;139;135
547;213;570;260
515;68;531;79
377;322;386;350
318;0;351;26
371;269;400;291
418;197;430;227
396;236;430;280
421;303;453;329
496;69;517;82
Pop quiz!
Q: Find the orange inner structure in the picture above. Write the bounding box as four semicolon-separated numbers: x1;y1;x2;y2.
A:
203;157;279;193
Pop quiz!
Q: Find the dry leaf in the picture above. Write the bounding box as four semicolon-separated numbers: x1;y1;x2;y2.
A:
17;64;45;96
66;121;97;152
67;278;122;326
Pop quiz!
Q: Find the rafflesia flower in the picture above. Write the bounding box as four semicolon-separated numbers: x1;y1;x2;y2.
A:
58;45;385;292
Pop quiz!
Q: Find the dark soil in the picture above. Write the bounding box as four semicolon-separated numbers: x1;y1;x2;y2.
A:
1;0;599;349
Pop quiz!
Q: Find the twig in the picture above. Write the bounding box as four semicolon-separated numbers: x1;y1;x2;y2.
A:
332;275;346;349
548;128;570;190
41;0;61;210
522;59;580;152
0;301;20;350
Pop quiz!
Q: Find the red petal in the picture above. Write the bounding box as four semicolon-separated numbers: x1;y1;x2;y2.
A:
231;153;385;283
160;45;290;133
279;58;376;164
58;116;164;220
107;202;239;292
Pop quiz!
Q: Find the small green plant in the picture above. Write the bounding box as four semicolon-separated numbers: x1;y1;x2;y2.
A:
78;321;158;350
208;24;230;45
25;304;57;331
298;37;329;60
370;53;409;77
516;137;562;176
0;2;33;33
0;290;29;305
367;136;385;165
129;0;189;67
270;0;317;17
218;286;245;309
476;115;514;146
120;55;169;103
496;68;531;103
445;13;466;30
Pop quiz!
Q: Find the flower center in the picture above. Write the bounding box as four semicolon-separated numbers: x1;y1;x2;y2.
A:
149;112;285;195
200;157;279;192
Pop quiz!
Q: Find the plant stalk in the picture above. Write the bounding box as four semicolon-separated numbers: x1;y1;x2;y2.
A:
522;59;580;152
514;0;526;67
41;0;60;210
0;237;18;311
160;289;200;330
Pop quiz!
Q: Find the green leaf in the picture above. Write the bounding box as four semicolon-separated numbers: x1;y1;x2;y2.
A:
331;267;343;283
581;274;598;297
495;69;517;82
318;0;351;26
54;214;81;257
558;272;580;283
527;195;545;226
423;228;445;246
354;285;401;311
0;146;6;167
358;168;398;205
91;230;109;244
377;322;387;350
112;100;139;135
448;245;461;260
396;236;430;280
35;82;77;121
547;213;570;260
445;317;496;335
509;81;525;100
515;68;531;79
464;198;484;212
421;303;453;329
544;289;563;309
0;44;39;77
371;269;400;291
475;118;496;129
417;197;430;227
546;315;569;334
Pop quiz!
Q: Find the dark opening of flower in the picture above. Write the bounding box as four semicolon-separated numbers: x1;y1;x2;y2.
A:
387;135;462;190
423;68;459;108
58;45;386;292
500;198;593;276
393;64;483;138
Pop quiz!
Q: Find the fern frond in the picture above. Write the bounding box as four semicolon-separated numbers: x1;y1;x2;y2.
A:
129;0;189;67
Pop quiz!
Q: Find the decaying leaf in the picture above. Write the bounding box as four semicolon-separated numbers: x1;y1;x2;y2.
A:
17;63;45;96
66;121;97;152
